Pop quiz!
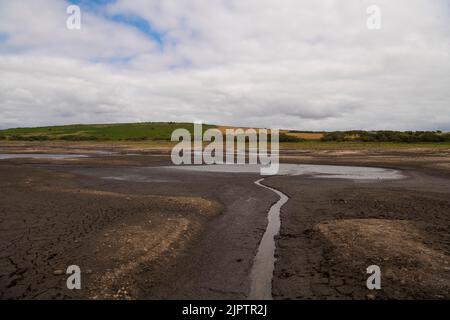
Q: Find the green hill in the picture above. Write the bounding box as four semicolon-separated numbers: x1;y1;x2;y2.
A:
0;123;449;144
0;122;216;141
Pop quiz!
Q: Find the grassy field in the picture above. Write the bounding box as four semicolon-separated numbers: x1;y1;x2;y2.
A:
1;123;449;151
0;123;329;142
0;123;215;141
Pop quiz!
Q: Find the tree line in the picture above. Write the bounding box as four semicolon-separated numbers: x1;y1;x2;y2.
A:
321;130;450;142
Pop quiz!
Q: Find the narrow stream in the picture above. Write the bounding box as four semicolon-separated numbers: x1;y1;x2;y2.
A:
249;178;289;300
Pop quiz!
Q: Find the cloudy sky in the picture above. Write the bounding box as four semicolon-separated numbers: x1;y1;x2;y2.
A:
0;0;449;130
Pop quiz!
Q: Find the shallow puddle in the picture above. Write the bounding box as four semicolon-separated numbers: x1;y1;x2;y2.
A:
165;163;404;180
103;175;175;183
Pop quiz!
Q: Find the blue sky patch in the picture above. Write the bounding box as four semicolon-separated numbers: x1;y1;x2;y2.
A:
0;32;9;43
67;0;164;47
110;14;164;46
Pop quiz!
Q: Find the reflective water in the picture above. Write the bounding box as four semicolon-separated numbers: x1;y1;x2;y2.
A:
249;178;289;300
165;163;404;180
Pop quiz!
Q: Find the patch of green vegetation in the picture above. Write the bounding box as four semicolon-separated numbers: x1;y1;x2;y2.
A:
321;130;450;143
0;122;216;141
1;124;449;149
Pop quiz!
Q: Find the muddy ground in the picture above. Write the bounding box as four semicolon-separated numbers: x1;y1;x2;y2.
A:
0;152;275;299
0;142;449;299
270;172;450;299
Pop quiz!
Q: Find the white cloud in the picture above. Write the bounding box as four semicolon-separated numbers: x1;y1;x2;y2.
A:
0;0;449;130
